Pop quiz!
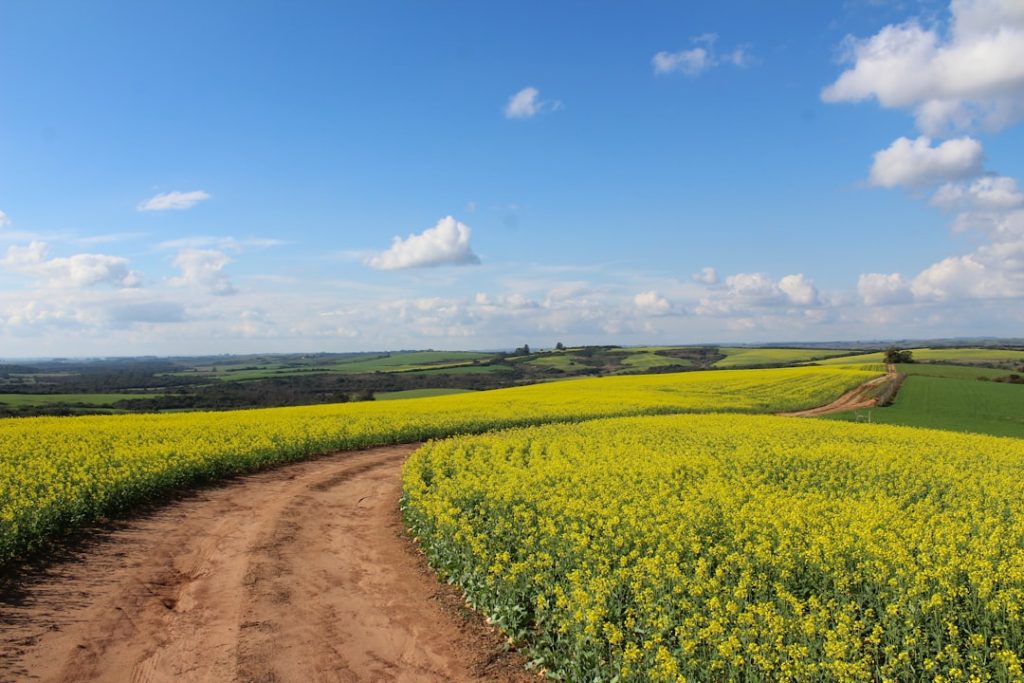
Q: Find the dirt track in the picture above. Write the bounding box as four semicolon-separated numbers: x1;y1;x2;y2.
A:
778;363;899;417
0;444;530;683
0;368;905;682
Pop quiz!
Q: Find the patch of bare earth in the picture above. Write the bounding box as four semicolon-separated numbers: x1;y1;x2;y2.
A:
0;444;532;683
778;363;900;417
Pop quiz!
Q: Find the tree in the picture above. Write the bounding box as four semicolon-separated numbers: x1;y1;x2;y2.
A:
884;346;913;364
555;342;565;351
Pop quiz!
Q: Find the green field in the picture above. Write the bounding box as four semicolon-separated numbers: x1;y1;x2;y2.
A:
0;393;158;407
169;350;496;380
813;351;887;365
911;347;1024;363
323;350;492;374
413;364;511;375
828;370;1024;438
521;353;586;371
898;363;1011;380
816;347;1024;367
714;347;852;367
618;350;692;371
374;388;475;400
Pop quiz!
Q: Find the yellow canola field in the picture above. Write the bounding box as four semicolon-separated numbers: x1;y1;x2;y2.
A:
403;414;1024;683
0;366;874;562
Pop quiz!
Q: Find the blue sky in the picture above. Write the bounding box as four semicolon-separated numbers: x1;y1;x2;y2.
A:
1;0;1022;356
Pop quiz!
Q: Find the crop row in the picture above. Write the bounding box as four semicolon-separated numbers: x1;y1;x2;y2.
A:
403;414;1024;682
0;366;874;563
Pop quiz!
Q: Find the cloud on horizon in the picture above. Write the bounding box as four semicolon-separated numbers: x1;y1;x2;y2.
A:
1;241;142;289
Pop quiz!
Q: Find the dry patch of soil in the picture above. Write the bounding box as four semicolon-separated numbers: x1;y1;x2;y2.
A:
778;363;900;417
0;445;531;683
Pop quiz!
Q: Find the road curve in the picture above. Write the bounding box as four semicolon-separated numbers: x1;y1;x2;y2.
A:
0;444;529;683
778;363;899;418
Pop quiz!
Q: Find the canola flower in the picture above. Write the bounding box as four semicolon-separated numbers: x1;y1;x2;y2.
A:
0;366;872;563
403;414;1024;682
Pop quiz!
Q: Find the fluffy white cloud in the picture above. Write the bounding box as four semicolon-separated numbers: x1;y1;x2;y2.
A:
857;272;912;305
0;210;10;228
691;266;719;284
1;241;141;288
652;48;711;76
653;34;752;76
170;248;236;295
503;87;561;119
697;272;819;315
911;240;1024;301
778;274;819;306
634;290;671;315
869;136;984;188
959;207;1024;240
822;0;1024;134
912;254;992;301
474;292;537;310
138;190;211;211
367;216;480;270
932;175;1024;210
725;272;781;302
505;87;541;118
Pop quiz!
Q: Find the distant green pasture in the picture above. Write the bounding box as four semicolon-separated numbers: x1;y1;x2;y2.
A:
816;347;1024;367
618;351;691;371
373;388;475;400
826;371;1024;438
714;347;851;368
0;393;159;407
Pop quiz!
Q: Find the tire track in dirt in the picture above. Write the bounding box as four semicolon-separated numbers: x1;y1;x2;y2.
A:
778;363;899;417
0;445;530;683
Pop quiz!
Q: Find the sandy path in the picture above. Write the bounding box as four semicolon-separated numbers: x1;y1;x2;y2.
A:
779;363;899;417
0;444;530;683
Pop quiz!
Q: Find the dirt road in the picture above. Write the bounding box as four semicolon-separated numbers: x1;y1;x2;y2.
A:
0;445;529;683
778;363;899;417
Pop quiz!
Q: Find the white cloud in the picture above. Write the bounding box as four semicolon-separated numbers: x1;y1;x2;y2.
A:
170;248;236;295
634;290;671;315
725;272;782;301
724;46;752;67
957;207;1024;240
474;292;537;310
695;272;821;316
156;235;287;251
503;87;561;119
505;87;541;118
778;274;819;306
71;232;148;246
366;216;480;270
0;210;10;228
857;272;913;305
138;190;211;212
652;48;712;76
869;136;983;188
932;175;1024;210
911;240;1024;301
691;266;719;285
1;241;141;289
653;35;752;76
822;0;1024;134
